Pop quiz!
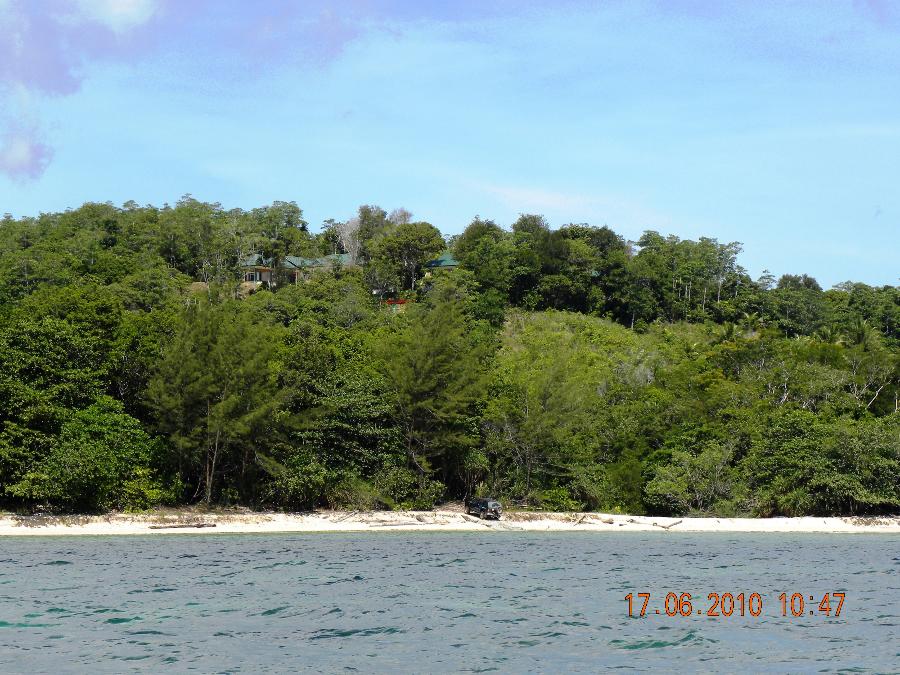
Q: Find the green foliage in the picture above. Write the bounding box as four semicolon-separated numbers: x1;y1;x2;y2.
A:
645;442;739;515
7;398;170;512
743;410;900;516
0;316;110;498
376;281;490;494
323;474;386;511
0;198;896;517
367;220;445;292
373;464;445;509
122;468;181;512
535;486;582;511
258;450;328;511
147;295;286;504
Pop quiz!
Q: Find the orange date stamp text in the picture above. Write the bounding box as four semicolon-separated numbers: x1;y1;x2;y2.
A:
625;592;845;618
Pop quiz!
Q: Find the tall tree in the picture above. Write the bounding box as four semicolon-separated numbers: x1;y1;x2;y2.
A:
368;221;445;291
147;296;285;503
376;287;489;492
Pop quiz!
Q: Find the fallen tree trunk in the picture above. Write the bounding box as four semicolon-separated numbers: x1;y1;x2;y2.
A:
651;519;683;531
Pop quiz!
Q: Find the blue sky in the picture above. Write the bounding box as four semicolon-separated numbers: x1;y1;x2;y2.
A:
1;0;898;287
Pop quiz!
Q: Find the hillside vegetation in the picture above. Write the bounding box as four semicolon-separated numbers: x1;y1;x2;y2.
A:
0;198;897;516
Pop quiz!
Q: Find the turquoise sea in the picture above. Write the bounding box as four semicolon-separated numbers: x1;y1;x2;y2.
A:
0;532;897;673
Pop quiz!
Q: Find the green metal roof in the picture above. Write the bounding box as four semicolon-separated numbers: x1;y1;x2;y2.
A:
424;251;459;268
241;253;351;269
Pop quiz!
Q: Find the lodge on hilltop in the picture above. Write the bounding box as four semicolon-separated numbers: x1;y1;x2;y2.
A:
240;250;458;288
240;253;352;286
423;251;459;271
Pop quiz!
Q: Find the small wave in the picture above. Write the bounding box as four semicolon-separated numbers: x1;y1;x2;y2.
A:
253;560;307;570
531;630;566;638
322;575;365;585
434;558;467;567
610;630;712;650
310;626;403;640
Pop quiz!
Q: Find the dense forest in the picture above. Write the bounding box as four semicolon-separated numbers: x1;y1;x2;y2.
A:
0;197;897;516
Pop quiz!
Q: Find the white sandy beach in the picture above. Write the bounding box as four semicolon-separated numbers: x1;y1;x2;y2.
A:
1;509;898;536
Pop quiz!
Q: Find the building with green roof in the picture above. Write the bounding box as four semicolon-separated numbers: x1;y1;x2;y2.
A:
424;251;459;270
240;253;352;285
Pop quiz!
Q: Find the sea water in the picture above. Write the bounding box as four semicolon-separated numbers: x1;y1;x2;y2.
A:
0;533;897;672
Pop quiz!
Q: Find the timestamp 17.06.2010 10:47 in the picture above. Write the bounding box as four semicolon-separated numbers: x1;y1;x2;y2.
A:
625;592;845;618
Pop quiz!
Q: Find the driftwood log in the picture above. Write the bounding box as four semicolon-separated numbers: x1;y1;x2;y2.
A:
651;519;683;531
148;522;217;530
575;515;615;526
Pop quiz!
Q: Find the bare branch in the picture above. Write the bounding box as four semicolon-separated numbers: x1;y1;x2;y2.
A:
335;217;361;264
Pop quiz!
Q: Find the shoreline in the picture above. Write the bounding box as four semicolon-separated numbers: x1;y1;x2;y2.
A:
1;510;898;536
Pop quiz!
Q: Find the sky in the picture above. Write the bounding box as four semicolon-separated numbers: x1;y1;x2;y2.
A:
0;0;898;288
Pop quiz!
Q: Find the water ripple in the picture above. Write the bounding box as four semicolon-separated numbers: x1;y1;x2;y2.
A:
0;533;895;671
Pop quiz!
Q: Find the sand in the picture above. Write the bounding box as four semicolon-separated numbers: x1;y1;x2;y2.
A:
1;510;898;536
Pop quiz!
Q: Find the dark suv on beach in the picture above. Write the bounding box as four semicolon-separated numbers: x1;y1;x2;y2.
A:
466;498;502;520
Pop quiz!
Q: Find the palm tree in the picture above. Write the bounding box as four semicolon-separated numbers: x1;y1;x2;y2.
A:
714;322;737;344
739;311;763;334
843;317;879;351
814;324;843;345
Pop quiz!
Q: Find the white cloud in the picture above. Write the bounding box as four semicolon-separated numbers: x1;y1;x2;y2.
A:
0;128;53;180
72;0;159;32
